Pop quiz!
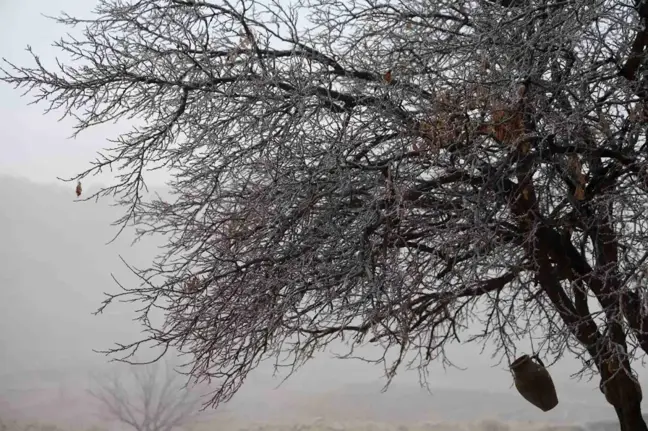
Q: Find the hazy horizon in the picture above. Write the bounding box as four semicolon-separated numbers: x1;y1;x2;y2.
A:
0;173;635;428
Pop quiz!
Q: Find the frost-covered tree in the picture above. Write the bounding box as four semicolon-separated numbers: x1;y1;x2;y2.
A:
4;0;648;429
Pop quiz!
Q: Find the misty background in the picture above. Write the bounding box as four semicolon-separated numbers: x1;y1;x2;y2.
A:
0;1;646;430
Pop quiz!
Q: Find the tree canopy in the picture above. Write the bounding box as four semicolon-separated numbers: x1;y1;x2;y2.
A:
4;0;648;427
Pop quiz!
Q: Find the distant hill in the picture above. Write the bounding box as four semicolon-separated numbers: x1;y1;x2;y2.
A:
287;382;619;425
0;175;160;426
0;175;152;376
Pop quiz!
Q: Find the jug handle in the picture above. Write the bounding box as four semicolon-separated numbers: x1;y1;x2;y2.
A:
531;353;545;367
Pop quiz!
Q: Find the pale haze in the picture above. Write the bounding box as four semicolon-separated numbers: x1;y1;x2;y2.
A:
0;1;641;430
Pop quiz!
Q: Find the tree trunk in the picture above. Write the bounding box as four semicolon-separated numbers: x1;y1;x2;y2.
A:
602;369;647;431
615;403;647;431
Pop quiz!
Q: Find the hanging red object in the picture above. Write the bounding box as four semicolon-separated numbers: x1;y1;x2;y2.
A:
75;181;82;197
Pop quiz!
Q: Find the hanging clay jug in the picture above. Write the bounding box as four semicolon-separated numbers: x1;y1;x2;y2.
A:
510;354;559;412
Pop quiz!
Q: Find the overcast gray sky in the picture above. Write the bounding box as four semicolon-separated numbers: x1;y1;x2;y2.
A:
0;0;170;187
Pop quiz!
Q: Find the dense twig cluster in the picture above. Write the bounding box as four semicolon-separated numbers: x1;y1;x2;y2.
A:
4;0;648;421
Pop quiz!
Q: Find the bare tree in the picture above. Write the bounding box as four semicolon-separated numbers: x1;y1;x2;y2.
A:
89;361;201;431
4;0;648;428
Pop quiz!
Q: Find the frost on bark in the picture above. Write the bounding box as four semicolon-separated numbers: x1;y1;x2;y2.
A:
3;0;648;427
